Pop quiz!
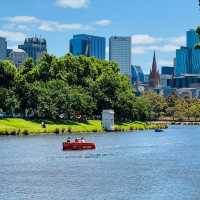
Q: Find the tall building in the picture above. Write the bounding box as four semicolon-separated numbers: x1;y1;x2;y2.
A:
187;29;200;48
176;47;190;75
149;51;160;88
161;66;175;76
175;29;200;75
18;37;47;61
0;37;7;60
70;34;106;60
109;36;131;76
131;65;144;85
161;66;174;88
7;49;28;67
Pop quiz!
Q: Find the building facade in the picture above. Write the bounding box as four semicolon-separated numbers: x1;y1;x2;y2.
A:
109;36;131;76
160;66;174;88
175;29;200;75
18;37;47;61
0;37;7;60
70;34;106;60
187;29;200;48
131;65;144;85
7;49;28;67
161;66;174;75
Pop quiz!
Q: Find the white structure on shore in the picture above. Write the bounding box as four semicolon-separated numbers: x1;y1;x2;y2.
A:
102;110;115;131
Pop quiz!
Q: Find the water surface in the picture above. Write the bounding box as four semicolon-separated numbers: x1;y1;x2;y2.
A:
0;126;200;200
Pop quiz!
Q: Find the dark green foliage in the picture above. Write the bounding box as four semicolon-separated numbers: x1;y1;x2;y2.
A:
0;53;154;122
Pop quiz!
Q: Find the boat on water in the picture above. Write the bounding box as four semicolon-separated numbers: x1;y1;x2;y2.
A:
63;138;96;151
155;129;164;132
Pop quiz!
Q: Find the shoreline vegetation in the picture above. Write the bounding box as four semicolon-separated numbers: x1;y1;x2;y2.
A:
0;118;168;136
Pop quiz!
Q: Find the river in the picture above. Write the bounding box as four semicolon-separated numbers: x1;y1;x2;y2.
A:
0;126;200;200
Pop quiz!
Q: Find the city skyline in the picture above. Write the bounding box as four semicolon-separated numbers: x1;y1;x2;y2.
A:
0;0;199;73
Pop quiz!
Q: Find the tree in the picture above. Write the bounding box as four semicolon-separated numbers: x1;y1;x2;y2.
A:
0;60;17;88
143;92;167;120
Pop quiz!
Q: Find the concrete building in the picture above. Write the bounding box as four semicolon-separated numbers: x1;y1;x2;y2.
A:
109;36;131;76
70;34;106;60
0;37;7;60
18;37;47;61
7;49;28;67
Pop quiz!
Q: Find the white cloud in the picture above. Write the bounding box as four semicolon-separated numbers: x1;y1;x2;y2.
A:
3;16;38;23
2;16;93;32
158;60;173;66
95;20;112;26
0;30;26;42
132;46;147;54
39;20;91;32
56;0;89;8
132;34;185;54
132;34;162;45
167;36;186;46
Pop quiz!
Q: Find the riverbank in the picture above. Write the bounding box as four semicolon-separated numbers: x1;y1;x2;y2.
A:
0;118;168;136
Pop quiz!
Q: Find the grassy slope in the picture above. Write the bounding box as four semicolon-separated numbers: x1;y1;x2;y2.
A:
0;118;103;135
0;118;167;135
115;121;166;131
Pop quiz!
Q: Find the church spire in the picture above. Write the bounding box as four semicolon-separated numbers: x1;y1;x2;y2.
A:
149;51;160;88
152;51;157;74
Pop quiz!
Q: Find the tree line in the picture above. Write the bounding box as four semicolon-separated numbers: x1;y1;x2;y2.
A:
1;53;200;122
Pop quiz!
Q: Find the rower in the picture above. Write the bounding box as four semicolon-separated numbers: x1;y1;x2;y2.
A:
67;137;71;143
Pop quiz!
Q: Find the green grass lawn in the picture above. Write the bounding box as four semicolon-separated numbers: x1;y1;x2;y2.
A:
0;118;103;135
0;118;167;135
114;121;167;131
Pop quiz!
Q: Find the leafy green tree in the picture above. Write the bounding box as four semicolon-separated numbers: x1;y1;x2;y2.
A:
0;60;17;88
143;92;167;120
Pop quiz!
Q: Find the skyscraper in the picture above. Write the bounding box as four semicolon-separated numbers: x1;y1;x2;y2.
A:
149;51;160;88
131;65;144;85
18;37;47;61
187;29;200;48
70;34;106;60
161;66;174;88
0;37;7;60
175;29;200;75
109;36;131;76
7;49;28;67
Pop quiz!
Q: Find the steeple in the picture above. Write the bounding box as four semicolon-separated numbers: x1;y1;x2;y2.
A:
149;51;160;88
152;51;157;74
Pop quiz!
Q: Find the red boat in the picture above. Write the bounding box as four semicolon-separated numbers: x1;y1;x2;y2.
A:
63;139;96;151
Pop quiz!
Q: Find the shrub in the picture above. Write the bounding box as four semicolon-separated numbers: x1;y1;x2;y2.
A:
22;129;29;135
61;128;65;134
68;127;72;133
10;130;17;136
54;128;60;134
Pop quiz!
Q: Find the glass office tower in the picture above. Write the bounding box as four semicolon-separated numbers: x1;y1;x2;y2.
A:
70;34;106;60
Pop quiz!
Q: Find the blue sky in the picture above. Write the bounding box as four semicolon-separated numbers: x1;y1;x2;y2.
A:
0;0;199;73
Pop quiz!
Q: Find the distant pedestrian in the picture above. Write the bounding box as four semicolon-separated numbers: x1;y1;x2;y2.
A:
41;121;46;128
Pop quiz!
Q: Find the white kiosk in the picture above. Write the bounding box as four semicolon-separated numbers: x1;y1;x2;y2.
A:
102;110;115;131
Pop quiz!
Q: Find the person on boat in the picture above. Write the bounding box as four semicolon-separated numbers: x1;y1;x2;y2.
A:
67;137;71;143
75;138;79;142
81;137;85;143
